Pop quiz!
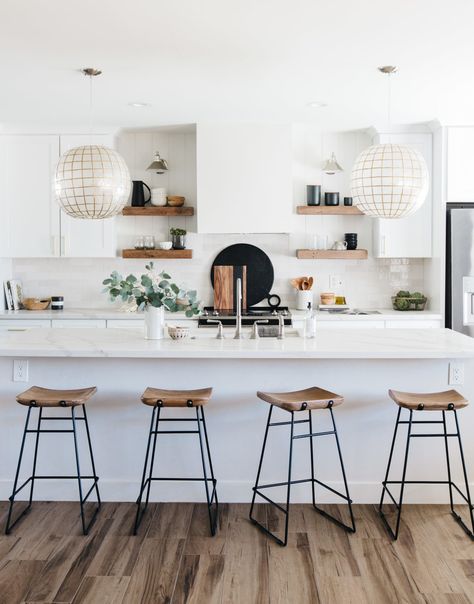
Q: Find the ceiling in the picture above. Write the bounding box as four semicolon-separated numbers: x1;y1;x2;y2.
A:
1;0;473;131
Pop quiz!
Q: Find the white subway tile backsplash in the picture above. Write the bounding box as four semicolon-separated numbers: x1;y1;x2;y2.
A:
12;234;426;310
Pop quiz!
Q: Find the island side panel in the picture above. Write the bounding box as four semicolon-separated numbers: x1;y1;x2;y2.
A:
0;357;472;504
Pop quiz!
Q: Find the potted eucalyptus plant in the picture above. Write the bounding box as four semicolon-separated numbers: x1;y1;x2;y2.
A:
102;262;200;339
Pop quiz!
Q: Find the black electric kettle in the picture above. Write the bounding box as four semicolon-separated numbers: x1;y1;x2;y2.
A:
131;180;151;207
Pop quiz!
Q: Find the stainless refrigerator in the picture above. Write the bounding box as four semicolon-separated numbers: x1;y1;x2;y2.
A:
446;203;474;336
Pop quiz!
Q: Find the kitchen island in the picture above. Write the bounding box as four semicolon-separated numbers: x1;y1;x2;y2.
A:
0;327;473;505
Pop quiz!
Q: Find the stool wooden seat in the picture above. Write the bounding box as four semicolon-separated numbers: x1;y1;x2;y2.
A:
16;385;97;407
257;387;343;411
141;387;213;407
389;389;468;411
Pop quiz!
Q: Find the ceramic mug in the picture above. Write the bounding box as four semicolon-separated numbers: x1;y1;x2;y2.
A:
332;241;348;251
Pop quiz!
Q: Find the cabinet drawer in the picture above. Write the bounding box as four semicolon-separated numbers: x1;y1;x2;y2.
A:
316;320;385;329
0;319;51;329
107;319;144;329
51;319;107;328
385;320;441;329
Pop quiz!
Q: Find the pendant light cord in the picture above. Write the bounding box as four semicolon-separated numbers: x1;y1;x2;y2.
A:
89;74;93;141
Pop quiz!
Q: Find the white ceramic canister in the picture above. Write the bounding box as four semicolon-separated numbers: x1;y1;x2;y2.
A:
296;289;313;310
150;187;167;207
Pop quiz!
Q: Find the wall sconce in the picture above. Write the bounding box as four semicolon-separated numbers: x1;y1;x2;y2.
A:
323;152;343;175
147;151;169;174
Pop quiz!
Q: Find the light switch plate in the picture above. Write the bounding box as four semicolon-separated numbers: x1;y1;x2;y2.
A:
13;360;29;382
448;362;464;385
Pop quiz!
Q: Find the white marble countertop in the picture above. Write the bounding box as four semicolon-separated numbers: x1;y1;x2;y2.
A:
0;327;471;359
0;307;442;321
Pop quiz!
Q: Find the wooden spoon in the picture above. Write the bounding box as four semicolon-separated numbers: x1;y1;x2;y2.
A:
290;278;301;290
308;277;314;290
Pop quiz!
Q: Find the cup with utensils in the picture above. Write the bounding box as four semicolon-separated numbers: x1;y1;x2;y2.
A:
344;233;358;250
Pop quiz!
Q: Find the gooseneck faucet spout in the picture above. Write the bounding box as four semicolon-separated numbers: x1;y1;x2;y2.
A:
234;277;243;339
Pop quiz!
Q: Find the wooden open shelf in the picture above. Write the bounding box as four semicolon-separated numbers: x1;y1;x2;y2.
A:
297;249;368;260
297;205;364;216
122;249;193;259
122;206;194;216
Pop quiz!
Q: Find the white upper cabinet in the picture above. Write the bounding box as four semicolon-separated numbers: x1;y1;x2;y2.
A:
59;135;117;257
196;123;293;233
0;133;118;258
0;135;60;258
372;132;433;258
446;127;474;202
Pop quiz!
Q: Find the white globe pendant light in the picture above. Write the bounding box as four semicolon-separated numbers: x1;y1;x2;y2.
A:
351;143;429;218
54;69;131;219
351;67;429;219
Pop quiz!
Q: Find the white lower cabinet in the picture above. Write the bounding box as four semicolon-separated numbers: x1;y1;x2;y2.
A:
0;319;51;329
385;320;441;329
51;319;107;328
107;319;144;329
316;320;385;330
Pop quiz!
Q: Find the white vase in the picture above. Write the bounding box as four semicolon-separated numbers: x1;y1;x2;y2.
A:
144;305;165;339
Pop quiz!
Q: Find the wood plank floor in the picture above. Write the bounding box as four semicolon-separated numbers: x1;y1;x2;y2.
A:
0;501;473;603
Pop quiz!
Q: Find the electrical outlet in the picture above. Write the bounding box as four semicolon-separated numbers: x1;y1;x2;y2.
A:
329;275;344;290
13;360;29;382
448;362;464;385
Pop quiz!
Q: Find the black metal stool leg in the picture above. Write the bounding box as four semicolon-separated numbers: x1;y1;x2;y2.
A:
71;406;100;535
82;406;101;507
198;406;218;535
379;409;413;540
452;410;474;538
308;410;316;507
196;406;218;536
249;405;273;523
312;407;356;532
249;406;295;546
134;405;159;534
28;407;43;508
5;406;33;534
442;410;455;514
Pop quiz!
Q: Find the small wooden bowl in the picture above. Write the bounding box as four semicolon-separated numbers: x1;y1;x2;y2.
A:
23;298;51;311
167;195;185;207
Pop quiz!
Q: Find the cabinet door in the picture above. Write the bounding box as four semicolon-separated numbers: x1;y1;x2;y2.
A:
372;133;433;258
196;123;293;233
59;135;117;257
0;135;60;257
446;127;474;202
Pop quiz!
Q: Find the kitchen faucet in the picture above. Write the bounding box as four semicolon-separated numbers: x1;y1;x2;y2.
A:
234;277;243;339
277;314;285;339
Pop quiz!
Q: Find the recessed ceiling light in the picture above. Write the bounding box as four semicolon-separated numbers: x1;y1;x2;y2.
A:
128;102;150;108
307;101;328;108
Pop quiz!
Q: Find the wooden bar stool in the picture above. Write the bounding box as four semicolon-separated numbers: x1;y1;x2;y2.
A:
5;386;101;536
134;387;218;536
379;389;474;540
249;386;355;546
